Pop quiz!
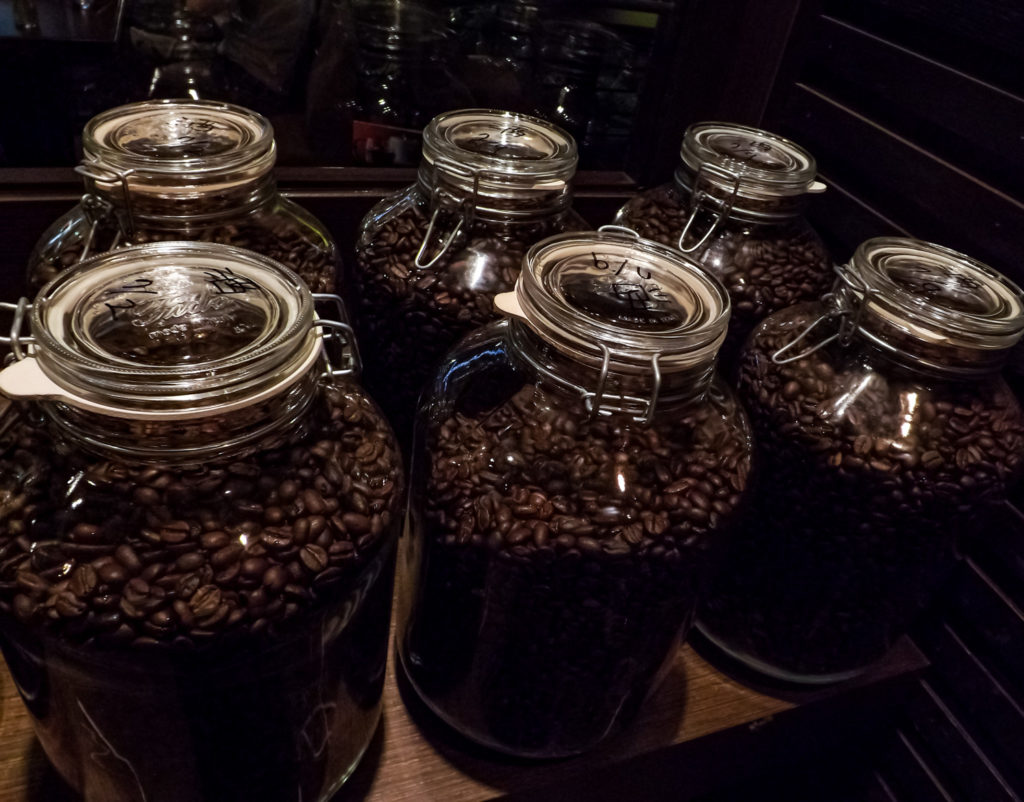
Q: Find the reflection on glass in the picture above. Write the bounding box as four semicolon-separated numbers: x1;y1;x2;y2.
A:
0;0;659;167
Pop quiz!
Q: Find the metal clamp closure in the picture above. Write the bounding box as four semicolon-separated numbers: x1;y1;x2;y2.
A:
313;293;361;378
75;157;138;246
584;346;662;425
677;163;740;255
416;160;519;269
771;265;875;364
0;298;33;362
529;340;663;425
415;183;474;270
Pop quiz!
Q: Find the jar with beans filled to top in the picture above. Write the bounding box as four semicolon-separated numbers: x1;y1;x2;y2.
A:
351;108;587;447
27;100;341;295
615;122;833;372
698;237;1024;682
0;242;402;802
399;229;753;757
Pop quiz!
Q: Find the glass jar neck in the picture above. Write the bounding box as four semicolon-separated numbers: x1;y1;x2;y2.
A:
825;239;1024;378
416;163;572;221
84;170;278;225
508;321;716;421
673;165;806;222
42;367;321;466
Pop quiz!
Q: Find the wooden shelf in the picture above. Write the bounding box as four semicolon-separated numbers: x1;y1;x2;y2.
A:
0;633;927;802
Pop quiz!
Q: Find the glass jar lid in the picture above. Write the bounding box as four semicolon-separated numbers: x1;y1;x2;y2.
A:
497;229;730;376
679;122;823;202
847;238;1024;373
422;108;578;199
0;242;321;418
80;99;276;194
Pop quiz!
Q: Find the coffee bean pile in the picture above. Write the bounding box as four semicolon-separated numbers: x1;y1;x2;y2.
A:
698;304;1024;680
616;184;832;370
29;203;339;294
0;382;402;800
0;384;401;644
403;374;752;756
353;200;586;446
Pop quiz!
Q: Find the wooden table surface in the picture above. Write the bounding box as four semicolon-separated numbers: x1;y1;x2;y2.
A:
0;632;926;802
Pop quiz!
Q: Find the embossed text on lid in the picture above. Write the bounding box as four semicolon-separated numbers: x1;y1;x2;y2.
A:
85;99;273;176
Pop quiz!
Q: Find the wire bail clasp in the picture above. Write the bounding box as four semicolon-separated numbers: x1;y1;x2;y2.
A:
0;298;34;362
771;264;875;364
75;156;139;256
313;293;362;378
414;161;486;270
677;163;740;254
582;343;663;425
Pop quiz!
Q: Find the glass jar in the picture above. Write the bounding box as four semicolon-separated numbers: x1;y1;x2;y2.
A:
0;243;403;802
399;229;753;757
615;122;833;370
533;19;610;150
352;108;586;446
446;0;539;113
27;99;341;295
305;0;474;166
698;237;1024;682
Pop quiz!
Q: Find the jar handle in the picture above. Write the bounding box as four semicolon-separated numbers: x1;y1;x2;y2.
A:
677;163;740;255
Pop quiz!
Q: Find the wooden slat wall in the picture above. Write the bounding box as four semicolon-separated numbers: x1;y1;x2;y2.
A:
756;1;1024;800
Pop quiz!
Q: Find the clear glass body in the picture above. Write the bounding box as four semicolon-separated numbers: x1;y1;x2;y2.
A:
29;184;339;294
26;101;340;294
305;0;474;165
616;182;831;371
616;123;832;372
0;244;402;801
351;110;585;447
532;19;610;147
0;377;402;801
399;318;753;757
700;290;1024;681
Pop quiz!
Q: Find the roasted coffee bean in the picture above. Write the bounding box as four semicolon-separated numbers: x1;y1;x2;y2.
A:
404;375;752;756
0;386;402;645
299;544;328;574
698;304;1024;679
616;184;831;371
114;545;143;574
31;213;339;295
0;380;406;802
68;565;99;597
353;202;587;446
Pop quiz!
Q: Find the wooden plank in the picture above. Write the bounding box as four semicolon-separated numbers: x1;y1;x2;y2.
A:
905;680;1022;802
942;560;1024;690
774;84;1024;285
969;503;1024;612
914;619;1024;794
823;0;1024;95
625;0;808;185
800;15;1024;196
866;772;903;802
0;637;927;802
803;171;911;261
878;729;958;802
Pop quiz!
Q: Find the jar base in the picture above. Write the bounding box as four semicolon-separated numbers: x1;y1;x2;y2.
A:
314;704;384;802
694;623;872;685
397;645;603;760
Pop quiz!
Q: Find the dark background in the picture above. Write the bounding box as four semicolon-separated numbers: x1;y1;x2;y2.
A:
0;1;1023;799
